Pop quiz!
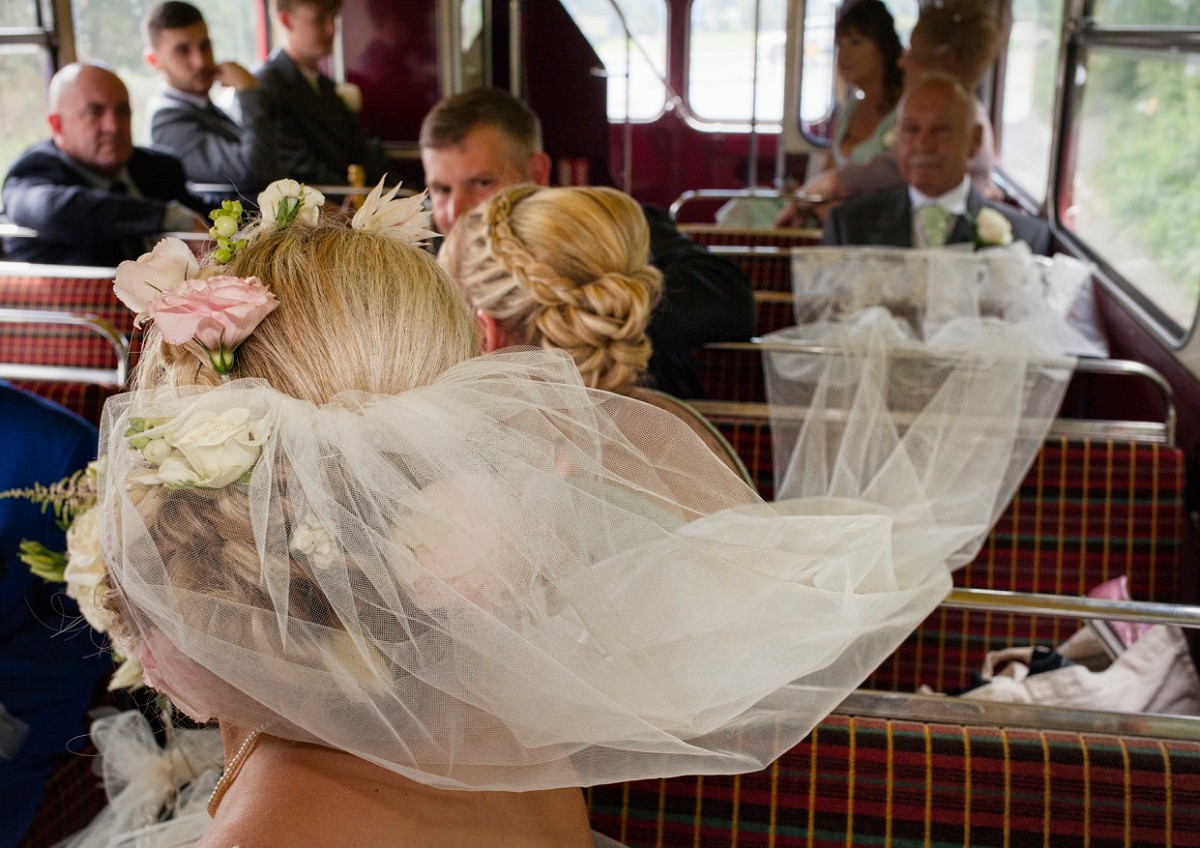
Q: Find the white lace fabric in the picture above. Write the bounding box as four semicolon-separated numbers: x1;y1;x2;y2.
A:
98;338;1062;793
790;244;1108;358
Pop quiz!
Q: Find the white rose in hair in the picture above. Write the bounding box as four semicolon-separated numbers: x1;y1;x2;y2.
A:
258;179;326;229
113;238;198;325
153;407;273;489
63;505;117;634
974;207;1014;248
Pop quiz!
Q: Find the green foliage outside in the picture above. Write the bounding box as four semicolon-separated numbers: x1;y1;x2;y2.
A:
1080;49;1200;317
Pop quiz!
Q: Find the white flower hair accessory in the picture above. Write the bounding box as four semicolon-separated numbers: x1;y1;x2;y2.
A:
259;179;326;229
128;406;275;489
972;207;1014;249
0;460;144;691
351;178;438;245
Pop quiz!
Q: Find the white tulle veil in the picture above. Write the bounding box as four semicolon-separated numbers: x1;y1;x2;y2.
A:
97;328;1069;793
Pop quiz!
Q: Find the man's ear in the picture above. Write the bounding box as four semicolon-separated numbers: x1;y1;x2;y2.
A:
47;112;63;141
968;123;983;159
529;151;552;187
144;47;160;72
477;310;510;353
278;8;294;33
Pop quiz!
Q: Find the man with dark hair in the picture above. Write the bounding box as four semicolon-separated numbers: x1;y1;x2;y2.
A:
823;74;1051;255
420;87;754;397
255;0;386;185
1;62;207;266
142;1;280;205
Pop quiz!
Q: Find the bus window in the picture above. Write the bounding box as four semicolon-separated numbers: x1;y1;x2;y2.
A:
0;44;53;182
69;0;264;146
687;0;786;126
1065;46;1200;334
796;0;915;144
1090;0;1200;27
558;0;667;122
998;0;1063;204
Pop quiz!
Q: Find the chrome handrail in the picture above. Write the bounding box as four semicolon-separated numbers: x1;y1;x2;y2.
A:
0;307;129;387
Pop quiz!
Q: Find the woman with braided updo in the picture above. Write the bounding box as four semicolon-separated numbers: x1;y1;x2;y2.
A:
442;184;748;475
441;184;660;395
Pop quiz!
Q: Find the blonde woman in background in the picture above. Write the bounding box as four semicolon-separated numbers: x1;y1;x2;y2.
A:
441;183;749;479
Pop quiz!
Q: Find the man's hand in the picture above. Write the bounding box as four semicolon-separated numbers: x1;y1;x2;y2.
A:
214;62;257;92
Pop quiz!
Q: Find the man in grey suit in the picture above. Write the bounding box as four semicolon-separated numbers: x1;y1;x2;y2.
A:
255;0;386;186
823;75;1052;256
142;2;279;206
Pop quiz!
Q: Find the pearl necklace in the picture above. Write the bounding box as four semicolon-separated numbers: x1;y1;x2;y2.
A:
207;725;268;818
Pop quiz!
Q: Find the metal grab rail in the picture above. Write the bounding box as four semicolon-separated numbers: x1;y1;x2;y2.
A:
0;307;129;387
700;339;1177;444
836;689;1200;741
945;587;1200;629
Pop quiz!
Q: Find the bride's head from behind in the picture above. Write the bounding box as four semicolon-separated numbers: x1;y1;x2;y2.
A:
135;221;480;401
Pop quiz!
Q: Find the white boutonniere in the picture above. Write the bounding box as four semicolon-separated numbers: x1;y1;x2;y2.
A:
971;207;1014;249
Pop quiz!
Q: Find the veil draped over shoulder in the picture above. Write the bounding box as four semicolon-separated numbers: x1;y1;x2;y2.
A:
97;326;1071;793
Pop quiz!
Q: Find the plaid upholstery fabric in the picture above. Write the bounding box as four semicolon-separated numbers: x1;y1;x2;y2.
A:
0;271;140;424
707;414;774;500
754;294;796;335
587;713;1200;848
715;249;796;293
18;743;106;848
697;347;766;403
869;438;1186;693
680;225;822;249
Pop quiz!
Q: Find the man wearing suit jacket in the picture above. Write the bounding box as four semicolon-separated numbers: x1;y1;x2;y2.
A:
823;74;1052;256
255;0;386;186
1;62;207;266
142;2;280;206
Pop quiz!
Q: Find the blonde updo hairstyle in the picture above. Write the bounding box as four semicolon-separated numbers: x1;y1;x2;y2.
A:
135;220;480;402
440;185;663;395
108;218;481;668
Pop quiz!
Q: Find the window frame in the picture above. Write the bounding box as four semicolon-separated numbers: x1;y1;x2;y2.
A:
1046;13;1200;346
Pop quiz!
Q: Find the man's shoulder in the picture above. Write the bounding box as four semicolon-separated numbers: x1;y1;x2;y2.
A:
4;140;68;179
129;144;186;171
255;50;297;88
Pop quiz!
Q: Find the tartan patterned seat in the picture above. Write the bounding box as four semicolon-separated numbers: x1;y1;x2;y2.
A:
0;266;139;424
587;712;1200;848
17;741;107;848
708;247;796;293
870;437;1185;694
696;345;766;403
754;292;795;335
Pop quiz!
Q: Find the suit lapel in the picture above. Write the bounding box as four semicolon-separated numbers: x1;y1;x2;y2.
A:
947;188;983;245
870;189;913;247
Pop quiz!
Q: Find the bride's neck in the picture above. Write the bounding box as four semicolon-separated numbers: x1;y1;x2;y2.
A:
203;726;593;848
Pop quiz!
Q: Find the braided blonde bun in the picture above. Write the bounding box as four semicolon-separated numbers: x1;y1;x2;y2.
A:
441;185;663;395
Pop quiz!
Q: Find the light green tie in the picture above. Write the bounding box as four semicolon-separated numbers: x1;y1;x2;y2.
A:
917;204;951;248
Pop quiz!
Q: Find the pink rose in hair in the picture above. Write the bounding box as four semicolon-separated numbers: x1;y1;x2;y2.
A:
113;238;198;326
148;275;278;374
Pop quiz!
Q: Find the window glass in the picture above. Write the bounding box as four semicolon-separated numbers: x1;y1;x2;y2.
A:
71;0;263;146
999;0;1062;203
799;0;915;143
1091;0;1200;27
688;0;786;124
0;0;39;27
0;44;51;179
559;0;667;121
1065;48;1200;332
